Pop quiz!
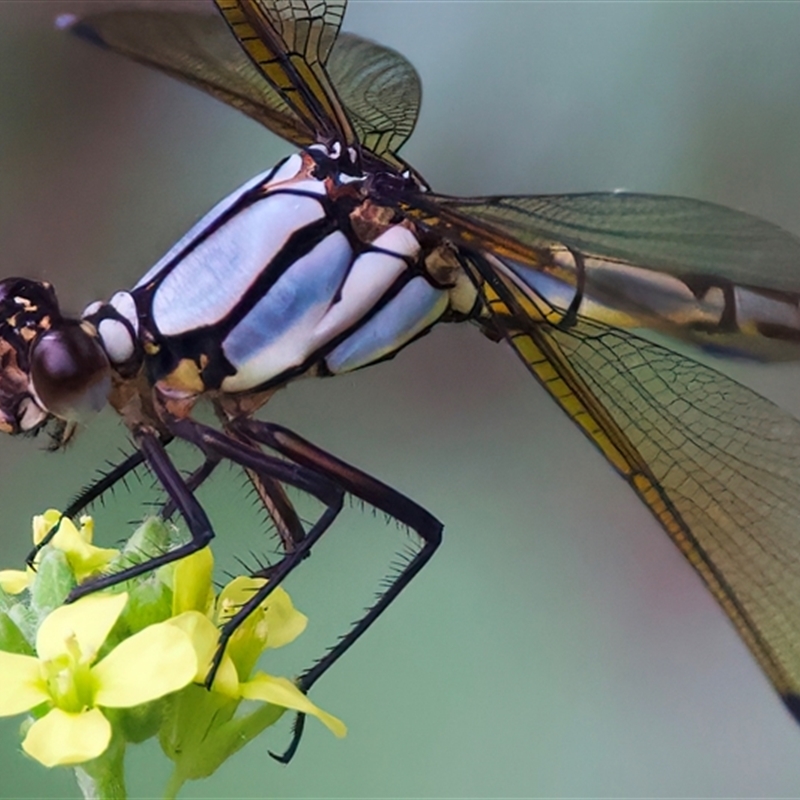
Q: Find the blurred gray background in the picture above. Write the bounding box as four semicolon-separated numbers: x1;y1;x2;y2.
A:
3;1;800;797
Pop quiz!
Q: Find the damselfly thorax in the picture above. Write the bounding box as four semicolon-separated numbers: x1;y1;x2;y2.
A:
80;147;475;428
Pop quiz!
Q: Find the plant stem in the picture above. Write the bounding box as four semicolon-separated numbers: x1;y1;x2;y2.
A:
162;769;185;800
74;737;126;800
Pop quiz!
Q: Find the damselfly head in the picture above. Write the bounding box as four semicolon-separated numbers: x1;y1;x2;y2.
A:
0;277;110;437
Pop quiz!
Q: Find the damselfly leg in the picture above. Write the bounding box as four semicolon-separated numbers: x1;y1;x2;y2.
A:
53;411;442;760
228;418;444;761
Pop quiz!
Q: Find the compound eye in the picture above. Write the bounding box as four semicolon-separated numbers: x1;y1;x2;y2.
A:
30;323;110;419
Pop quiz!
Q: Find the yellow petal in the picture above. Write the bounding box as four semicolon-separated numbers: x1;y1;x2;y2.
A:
36;593;128;663
49;516;82;551
216;576;266;625
22;707;111;767
92;621;196;707
78;516;95;544
32;510;63;546
239;674;347;738
172;547;214;615
0;651;48;715
68;544;120;584
168;611;239;697
36;512;118;582
0;569;32;595
261;587;307;649
215;577;269;678
217;579;306;647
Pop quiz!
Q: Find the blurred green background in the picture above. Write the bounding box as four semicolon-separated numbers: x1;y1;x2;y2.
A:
3;1;800;797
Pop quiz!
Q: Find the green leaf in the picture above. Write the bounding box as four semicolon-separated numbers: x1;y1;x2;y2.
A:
0;610;34;655
31;548;75;617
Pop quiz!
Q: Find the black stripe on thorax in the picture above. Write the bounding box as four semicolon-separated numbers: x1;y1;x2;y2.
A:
239;261;422;392
142;207;338;389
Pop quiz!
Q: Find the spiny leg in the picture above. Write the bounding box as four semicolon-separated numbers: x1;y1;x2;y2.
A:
230;418;443;763
159;441;306;574
66;429;219;600
160;456;221;520
68;419;340;601
221;420;307;555
159;415;346;683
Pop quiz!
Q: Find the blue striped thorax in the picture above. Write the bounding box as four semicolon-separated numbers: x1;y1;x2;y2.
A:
106;147;453;407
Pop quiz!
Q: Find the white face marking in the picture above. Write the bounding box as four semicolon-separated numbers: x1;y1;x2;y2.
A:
98;318;135;364
109;291;138;335
151;193;325;337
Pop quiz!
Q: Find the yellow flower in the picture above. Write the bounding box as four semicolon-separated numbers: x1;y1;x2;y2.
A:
0;511;118;595
169;549;346;738
0;592;197;767
0;568;30;595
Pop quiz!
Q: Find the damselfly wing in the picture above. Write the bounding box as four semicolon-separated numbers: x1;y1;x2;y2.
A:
3;0;800;771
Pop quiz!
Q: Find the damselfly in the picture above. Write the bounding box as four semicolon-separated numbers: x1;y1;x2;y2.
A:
2;0;800;773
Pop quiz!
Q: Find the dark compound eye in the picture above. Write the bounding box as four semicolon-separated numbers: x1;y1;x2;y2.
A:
30;323;110;419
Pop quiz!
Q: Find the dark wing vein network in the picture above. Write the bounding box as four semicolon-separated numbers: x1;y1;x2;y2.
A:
213;0;355;148
463;231;800;705
517;308;800;705
329;34;421;161
256;0;346;66
64;9;421;161
432;193;800;292
555;320;800;696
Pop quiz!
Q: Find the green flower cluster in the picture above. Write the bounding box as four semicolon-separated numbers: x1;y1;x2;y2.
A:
0;511;345;799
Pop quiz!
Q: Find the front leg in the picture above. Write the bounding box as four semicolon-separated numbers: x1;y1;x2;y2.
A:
66;429;217;599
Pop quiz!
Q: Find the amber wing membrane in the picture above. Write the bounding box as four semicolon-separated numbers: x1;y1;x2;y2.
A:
64;10;421;162
463;252;800;715
214;0;356;148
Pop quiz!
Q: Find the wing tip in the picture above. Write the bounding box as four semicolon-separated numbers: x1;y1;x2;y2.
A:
782;693;800;726
55;14;108;50
54;13;77;31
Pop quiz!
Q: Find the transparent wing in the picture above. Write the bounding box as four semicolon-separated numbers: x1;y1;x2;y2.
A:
328;33;421;161
470;256;800;716
64;9;421;160
401;192;800;360
244;0;346;65
214;0;356;148
63;8;313;145
427;192;800;291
